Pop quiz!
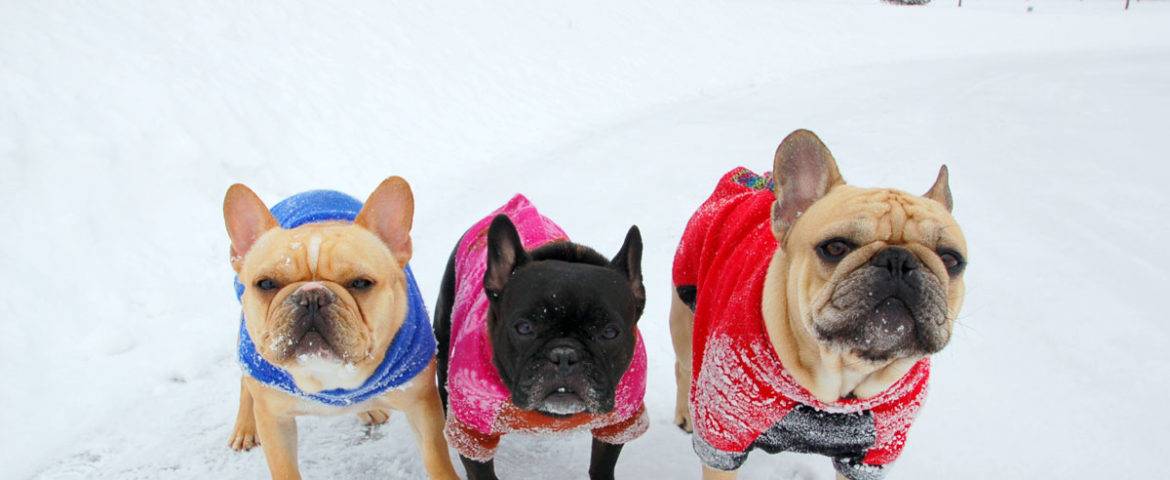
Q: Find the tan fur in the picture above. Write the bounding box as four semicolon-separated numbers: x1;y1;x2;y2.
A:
669;287;695;433
224;178;458;480
234;362;456;480
671;131;967;479
762;185;966;403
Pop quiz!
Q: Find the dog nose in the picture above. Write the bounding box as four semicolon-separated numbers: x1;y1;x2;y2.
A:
547;346;580;368
290;283;335;314
870;247;919;278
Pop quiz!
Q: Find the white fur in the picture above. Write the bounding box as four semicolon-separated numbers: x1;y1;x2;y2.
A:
307;234;322;276
293;353;363;392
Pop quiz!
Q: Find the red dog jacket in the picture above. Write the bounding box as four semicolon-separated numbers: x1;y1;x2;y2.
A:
673;168;930;480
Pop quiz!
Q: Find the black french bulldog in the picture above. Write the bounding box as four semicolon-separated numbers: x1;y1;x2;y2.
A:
434;214;646;480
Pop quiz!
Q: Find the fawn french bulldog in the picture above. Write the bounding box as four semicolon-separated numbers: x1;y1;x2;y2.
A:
670;130;967;480
223;177;457;480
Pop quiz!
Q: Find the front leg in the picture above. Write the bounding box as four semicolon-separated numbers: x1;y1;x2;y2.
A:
399;373;460;480
228;377;260;451
460;456;498;480
702;465;738;480
251;400;300;480
669;286;696;432
588;438;624;480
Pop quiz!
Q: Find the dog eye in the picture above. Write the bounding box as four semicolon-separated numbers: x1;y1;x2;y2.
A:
938;250;966;275
816;238;854;262
349;278;374;290
255;278;279;291
600;325;620;340
514;321;534;336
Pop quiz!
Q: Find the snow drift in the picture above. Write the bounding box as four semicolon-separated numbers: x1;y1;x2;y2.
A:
1;0;1168;478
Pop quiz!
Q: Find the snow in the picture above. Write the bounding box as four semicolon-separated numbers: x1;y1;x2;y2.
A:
2;0;1169;478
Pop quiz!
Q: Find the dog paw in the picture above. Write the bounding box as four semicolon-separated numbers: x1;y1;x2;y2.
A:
674;408;693;433
357;409;391;426
228;422;260;451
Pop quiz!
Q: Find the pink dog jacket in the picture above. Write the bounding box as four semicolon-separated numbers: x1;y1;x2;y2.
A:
444;194;649;462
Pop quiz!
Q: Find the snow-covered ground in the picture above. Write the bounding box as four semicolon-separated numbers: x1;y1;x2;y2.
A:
3;0;1168;478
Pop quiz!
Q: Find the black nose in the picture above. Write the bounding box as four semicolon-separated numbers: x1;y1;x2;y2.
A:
289;284;335;315
547;346;580;368
871;247;919;278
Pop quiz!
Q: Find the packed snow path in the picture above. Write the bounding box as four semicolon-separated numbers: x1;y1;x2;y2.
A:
3;1;1168;479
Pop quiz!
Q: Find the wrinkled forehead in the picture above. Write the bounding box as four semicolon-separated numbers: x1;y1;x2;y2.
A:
506;263;633;315
797;186;966;252
243;222;396;275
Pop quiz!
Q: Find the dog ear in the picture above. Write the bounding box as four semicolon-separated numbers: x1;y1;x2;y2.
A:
923;165;953;212
224;184;278;272
484;215;530;301
356;176;414;266
610;225;646;320
771;129;845;240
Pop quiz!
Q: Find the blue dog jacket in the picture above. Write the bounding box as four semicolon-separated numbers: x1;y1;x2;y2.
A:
233;189;436;406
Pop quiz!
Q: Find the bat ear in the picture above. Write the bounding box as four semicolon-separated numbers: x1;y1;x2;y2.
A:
224;183;277;272
355;176;414;266
609;225;645;320
923;165;953;212
483;215;530;301
771;129;845;240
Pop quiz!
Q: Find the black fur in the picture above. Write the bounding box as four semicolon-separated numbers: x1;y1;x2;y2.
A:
814;246;951;362
434;235;461;412
676;285;697;312
434;214;644;480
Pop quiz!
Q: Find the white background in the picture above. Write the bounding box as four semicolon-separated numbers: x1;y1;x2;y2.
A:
2;0;1168;478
